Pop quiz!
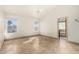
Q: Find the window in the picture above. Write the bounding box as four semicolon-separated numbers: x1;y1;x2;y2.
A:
7;18;17;33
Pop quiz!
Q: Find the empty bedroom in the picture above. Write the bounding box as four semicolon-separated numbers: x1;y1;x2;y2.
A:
0;5;79;54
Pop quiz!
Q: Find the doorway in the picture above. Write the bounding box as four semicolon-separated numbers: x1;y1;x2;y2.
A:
57;17;67;40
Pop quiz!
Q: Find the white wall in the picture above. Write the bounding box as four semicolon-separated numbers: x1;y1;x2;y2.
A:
40;6;79;40
4;14;40;40
40;16;57;38
0;11;4;49
68;17;79;43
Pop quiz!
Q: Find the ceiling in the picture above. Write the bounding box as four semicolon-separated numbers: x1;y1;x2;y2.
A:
0;5;57;18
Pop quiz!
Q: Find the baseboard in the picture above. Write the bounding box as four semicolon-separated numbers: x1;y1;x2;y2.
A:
68;40;79;45
4;34;57;41
4;34;40;41
39;34;57;39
